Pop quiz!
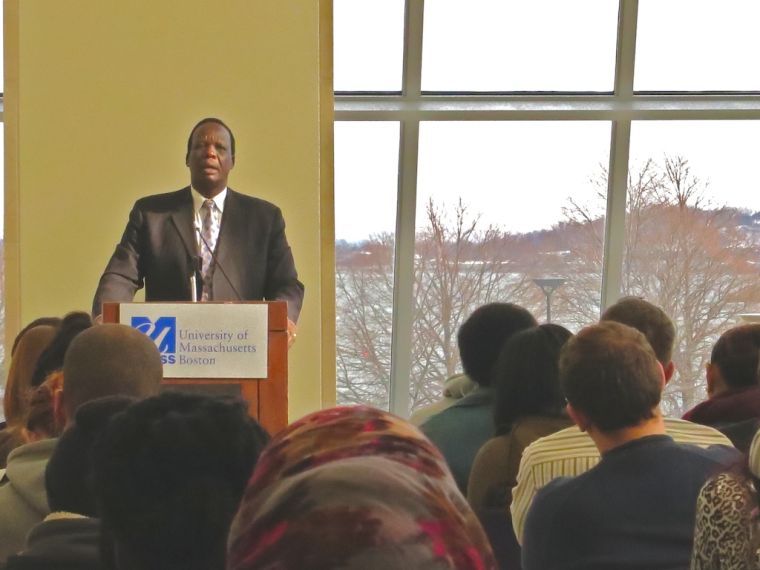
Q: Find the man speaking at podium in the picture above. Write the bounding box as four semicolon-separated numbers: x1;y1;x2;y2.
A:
92;118;304;344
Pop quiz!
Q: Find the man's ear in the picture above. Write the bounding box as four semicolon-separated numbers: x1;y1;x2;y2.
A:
706;362;717;396
566;403;591;432
656;361;667;391
662;361;675;384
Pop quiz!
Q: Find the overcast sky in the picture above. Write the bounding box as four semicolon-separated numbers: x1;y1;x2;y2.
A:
334;0;760;242
2;2;759;239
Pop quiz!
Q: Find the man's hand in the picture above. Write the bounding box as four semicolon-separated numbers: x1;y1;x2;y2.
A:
287;318;298;349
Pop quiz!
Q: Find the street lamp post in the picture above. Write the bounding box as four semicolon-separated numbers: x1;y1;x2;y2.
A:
532;278;566;323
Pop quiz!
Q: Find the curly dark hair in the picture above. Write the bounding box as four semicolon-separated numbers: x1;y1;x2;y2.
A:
457;303;537;387
710;324;760;390
92;392;269;570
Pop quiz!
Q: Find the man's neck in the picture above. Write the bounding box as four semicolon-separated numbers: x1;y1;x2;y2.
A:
191;181;226;199
588;412;666;455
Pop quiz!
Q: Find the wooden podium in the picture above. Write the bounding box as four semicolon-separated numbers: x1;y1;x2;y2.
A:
102;301;288;435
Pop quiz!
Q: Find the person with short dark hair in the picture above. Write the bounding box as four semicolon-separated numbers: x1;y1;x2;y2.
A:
522;322;740;570
227;405;496;570
421;303;537;491
0;313;93;562
92;118;304;343
601;295;676;366
92;392;269;570
511;297;733;542
0;322;164;561
56;324;163;426
682;324;760;450
5;396;135;570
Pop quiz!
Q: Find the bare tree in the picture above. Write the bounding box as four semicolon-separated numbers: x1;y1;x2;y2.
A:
335;157;760;416
336;234;395;409
336;200;540;411
409;199;537;407
564;157;760;414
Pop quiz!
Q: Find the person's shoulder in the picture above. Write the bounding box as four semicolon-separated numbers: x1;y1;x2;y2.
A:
477;434;511;459
523;425;595;459
663;417;734;447
527;474;578;516
701;471;751;501
419;401;485;442
226;189;281;213
512;415;574;445
420;405;460;434
669;436;742;465
134;187;191;211
451;387;493;409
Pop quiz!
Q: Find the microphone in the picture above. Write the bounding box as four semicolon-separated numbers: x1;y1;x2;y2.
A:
195;223;243;301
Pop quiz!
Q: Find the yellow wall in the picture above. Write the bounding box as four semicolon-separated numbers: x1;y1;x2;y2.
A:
4;0;335;421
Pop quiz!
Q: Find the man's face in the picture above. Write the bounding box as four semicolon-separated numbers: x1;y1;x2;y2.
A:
186;122;234;197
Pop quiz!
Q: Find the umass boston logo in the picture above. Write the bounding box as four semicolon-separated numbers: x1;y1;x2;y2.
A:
131;316;177;364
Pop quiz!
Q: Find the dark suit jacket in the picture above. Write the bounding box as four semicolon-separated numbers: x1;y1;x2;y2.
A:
92;187;304;322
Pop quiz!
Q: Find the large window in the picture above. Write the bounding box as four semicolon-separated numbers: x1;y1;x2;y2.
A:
334;0;760;417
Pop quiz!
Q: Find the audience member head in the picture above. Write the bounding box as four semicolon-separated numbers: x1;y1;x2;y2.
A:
186;117;236;163
492;324;573;434
31;311;92;388
4;324;58;427
45;396;135;516
601;296;676;379
92;392;269;570
706;324;760;397
560;321;664;433
457;303;537;387
10;317;61;356
228;405;496;570
59;323;163;425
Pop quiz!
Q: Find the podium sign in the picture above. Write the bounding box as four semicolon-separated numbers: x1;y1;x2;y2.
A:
119;303;269;379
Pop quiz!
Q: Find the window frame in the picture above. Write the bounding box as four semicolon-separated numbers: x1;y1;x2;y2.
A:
334;0;760;417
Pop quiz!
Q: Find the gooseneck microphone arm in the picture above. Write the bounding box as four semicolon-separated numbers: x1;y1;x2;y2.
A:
194;223;243;301
189;255;201;302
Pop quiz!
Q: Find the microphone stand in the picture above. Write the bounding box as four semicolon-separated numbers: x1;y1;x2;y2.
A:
195;226;243;301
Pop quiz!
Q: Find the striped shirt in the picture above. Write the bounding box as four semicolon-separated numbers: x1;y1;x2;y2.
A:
510;418;734;544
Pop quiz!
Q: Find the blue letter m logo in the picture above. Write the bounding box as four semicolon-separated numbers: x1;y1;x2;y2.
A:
131;316;177;353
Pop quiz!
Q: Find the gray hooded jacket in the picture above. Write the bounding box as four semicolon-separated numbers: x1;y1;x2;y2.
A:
0;438;56;561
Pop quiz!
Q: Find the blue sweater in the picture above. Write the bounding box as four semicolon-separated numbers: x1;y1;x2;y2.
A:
420;388;494;492
522;434;740;570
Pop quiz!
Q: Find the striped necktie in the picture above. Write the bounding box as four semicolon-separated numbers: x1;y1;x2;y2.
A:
200;199;220;301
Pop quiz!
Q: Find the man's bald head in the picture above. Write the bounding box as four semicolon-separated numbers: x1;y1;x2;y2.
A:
62;324;162;421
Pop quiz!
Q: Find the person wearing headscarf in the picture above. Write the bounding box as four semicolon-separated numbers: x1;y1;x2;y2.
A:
227;405;497;570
